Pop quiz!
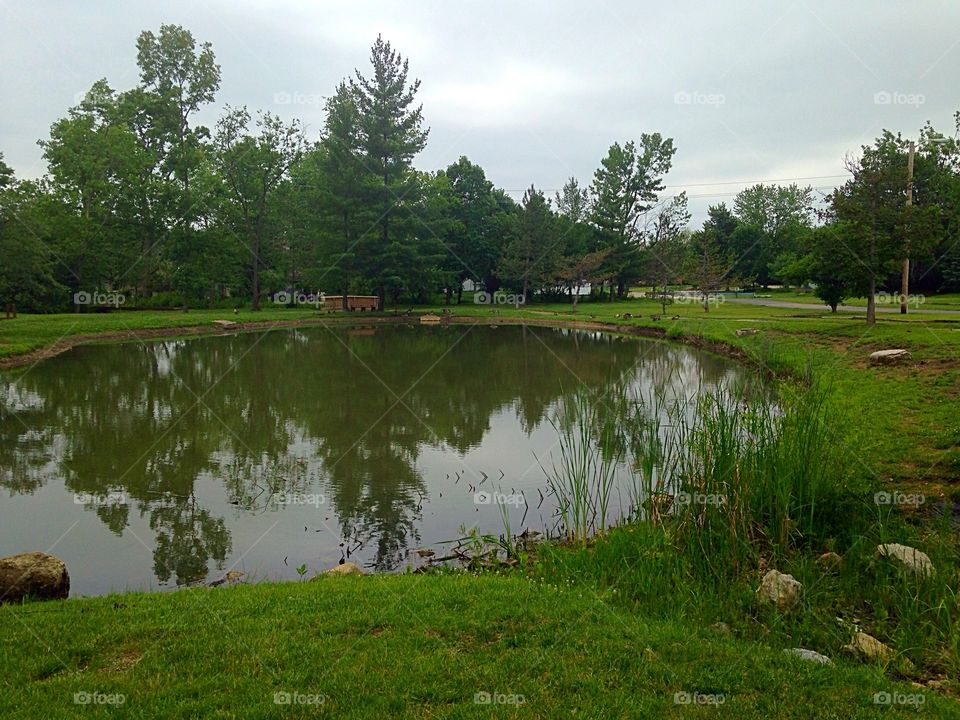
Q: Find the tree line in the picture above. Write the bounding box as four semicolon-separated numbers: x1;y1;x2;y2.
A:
2;25;960;323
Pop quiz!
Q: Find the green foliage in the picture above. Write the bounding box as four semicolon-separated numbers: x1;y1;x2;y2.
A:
497;185;559;301
591;135;676;297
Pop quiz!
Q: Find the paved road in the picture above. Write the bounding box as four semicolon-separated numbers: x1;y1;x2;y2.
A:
725;297;960;315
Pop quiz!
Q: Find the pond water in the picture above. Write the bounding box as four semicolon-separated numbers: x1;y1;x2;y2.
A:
0;324;761;596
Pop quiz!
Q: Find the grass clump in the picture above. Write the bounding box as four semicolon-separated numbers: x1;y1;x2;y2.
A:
532;380;960;679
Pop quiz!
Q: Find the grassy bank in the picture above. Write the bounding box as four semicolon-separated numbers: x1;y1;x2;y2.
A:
2;574;956;719
1;301;958;715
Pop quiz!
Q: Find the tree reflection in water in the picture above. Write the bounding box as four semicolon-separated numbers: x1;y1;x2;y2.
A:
0;324;750;588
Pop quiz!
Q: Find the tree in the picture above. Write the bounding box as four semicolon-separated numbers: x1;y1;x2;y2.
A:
590;135;676;299
134;24;221;219
685;228;731;312
644;193;690;314
215;108;305;310
498;186;558;306
732;184;814;285
0;154;12;190
830;137;940;324
0;171;65;315
439;156;507;302
807;224;851;312
309;82;371;310
555;177;590;224
351;35;429;309
41;81;152;297
557;249;611;312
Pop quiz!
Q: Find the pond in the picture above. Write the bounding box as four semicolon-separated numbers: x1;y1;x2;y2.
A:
0;324;761;596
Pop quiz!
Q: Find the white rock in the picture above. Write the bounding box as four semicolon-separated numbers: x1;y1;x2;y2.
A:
323;562;365;576
844;631;894;662
869;349;911;365
784;648;832;665
876;543;934;577
756;570;803;611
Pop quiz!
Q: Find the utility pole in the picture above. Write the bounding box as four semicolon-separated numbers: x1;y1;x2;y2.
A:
901;140;915;314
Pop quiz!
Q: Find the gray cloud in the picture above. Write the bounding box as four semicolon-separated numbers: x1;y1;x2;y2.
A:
2;0;958;222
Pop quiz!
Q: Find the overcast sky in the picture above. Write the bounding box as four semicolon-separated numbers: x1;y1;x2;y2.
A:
2;0;958;223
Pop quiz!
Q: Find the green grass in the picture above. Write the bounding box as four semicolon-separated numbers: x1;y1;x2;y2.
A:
2;574;956;719
0;307;321;360
759;288;960;310
2;299;959;714
524;380;959;680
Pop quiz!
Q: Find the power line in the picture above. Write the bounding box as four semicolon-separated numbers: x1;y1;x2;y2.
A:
502;173;849;194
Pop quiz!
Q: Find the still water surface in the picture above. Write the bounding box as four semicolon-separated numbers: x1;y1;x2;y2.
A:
0;324;760;596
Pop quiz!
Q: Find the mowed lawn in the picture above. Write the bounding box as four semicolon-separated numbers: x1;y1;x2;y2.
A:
2;574;955;719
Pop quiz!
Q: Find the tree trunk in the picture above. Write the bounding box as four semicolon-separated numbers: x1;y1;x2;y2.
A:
377;285;385;312
571;287;579;313
456;285;463;304
866;277;876;325
444;286;452;305
251;230;261;311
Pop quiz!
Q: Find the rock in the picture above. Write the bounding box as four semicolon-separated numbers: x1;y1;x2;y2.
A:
212;319;237;328
784;648;832;665
709;622;732;635
736;328;759;337
0;552;70;603
319;562;365;577
844;631;895;663
225;570;245;583
413;549;435;558
756;570;803;611
876;543;934;577
869;349;911;366
419;314;441;325
817;551;843;572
